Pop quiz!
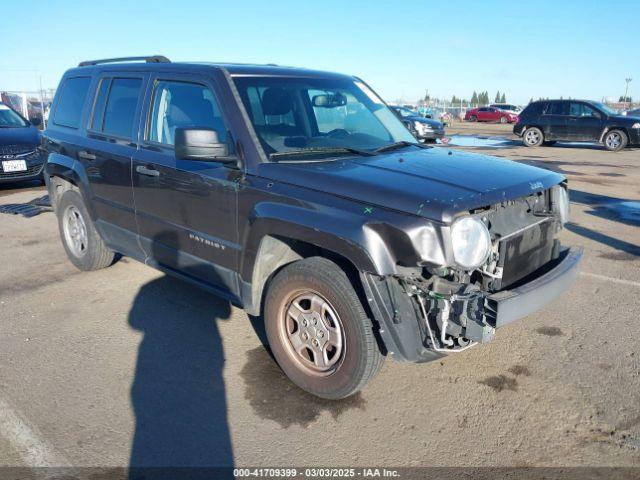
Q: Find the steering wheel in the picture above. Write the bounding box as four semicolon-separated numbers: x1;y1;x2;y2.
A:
325;128;350;138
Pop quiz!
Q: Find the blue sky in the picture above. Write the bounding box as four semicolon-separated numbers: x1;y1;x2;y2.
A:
1;0;637;104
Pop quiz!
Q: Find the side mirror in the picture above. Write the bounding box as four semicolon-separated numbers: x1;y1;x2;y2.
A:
174;128;232;162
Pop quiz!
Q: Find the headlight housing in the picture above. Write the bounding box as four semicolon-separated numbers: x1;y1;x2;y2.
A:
450;216;492;269
414;121;433;133
555;185;570;224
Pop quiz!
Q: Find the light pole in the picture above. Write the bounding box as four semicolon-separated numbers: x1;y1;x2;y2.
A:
623;77;632;106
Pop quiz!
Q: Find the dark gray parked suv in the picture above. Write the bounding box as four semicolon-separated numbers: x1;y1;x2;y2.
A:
43;56;582;398
514;99;640;151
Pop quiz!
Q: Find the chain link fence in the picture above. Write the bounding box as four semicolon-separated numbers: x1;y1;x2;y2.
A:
1;89;55;129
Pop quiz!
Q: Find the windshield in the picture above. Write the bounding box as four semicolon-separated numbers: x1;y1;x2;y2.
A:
0;104;29;128
394;107;419;118
233;76;416;160
591;102;619;116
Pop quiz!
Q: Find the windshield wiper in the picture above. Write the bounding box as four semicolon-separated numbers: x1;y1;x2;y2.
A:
270;147;375;161
374;141;428;153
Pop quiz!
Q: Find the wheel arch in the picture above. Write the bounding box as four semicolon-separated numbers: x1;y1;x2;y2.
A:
599;125;630;143
45;153;95;217
239;199;396;315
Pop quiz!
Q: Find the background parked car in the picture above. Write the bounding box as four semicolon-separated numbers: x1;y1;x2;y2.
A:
490;103;522;114
0;102;44;184
464;106;518;123
514;99;640;151
390;106;445;142
625;107;640;118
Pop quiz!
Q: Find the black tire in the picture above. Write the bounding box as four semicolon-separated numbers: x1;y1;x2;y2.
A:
499;116;508;124
523;127;544;147
543;140;557;146
56;189;115;271
264;257;384;399
603;129;628;152
469;115;477;122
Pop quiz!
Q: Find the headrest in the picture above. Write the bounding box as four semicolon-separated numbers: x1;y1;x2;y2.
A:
261;87;293;116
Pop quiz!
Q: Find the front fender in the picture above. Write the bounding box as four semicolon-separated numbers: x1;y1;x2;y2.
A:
240;201;395;281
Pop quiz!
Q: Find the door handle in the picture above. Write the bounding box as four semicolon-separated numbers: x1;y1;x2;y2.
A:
136;165;160;177
78;150;96;161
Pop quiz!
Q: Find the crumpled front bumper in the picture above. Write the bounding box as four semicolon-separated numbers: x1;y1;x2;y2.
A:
360;246;583;363
485;247;584;329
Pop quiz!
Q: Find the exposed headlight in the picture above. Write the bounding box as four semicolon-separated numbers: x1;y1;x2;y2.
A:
631;123;640;129
414;121;433;133
450;216;492;269
555;185;570;225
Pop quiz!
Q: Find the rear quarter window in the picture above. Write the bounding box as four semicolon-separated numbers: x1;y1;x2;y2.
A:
53;76;92;129
521;102;543;117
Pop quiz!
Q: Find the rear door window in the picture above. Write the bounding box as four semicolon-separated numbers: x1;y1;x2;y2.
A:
53;76;91;129
90;78;110;131
101;78;142;139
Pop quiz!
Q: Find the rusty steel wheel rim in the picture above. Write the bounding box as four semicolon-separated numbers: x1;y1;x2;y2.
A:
278;290;345;376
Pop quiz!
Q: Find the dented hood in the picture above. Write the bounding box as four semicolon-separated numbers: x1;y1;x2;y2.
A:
258;147;564;223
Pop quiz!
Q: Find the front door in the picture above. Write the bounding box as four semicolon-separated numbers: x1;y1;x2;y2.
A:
132;74;241;295
566;102;603;141
476;108;491;121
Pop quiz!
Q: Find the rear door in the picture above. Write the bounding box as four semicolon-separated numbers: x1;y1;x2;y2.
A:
79;73;149;258
132;73;240;295
541;101;568;140
566;102;603;141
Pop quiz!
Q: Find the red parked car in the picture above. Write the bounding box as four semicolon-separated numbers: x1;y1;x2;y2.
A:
464;106;518;123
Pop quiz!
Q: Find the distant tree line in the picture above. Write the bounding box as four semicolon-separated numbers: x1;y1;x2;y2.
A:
421;89;508;105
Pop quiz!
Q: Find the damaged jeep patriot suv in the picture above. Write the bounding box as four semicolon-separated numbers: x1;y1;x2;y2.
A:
44;56;582;399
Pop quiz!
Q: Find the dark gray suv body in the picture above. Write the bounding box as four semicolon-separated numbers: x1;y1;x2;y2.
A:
43;57;582;398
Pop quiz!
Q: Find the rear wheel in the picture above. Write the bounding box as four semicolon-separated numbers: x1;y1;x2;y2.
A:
603;129;628;152
264;257;384;399
523;127;544;147
57;189;115;271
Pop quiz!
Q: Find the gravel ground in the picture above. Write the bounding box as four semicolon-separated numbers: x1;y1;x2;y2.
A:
0;124;638;473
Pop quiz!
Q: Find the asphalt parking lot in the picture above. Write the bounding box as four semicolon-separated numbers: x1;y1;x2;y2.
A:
0;124;639;471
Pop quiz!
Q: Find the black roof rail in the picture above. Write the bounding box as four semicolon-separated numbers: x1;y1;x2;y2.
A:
78;56;171;67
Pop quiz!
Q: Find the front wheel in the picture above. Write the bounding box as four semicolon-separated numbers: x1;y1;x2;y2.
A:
264;257;384;399
469;115;477;122
499;116;508;124
603;129;628;152
523;127;544;147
